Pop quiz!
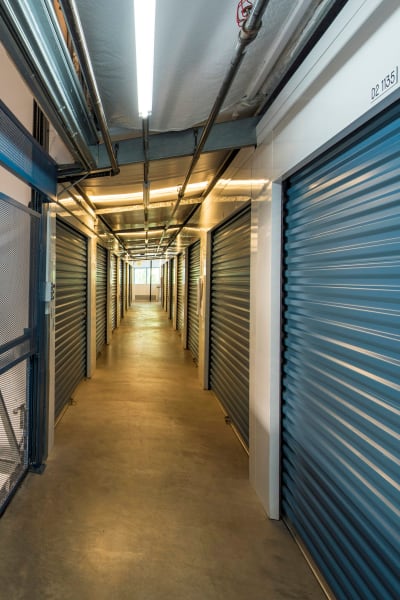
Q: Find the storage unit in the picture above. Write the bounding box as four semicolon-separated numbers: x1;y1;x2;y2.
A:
111;254;118;331
209;206;251;446
169;257;176;321
164;261;170;313
119;259;125;321
187;241;200;363
177;253;185;332
281;102;400;600
96;244;108;356
55;219;87;421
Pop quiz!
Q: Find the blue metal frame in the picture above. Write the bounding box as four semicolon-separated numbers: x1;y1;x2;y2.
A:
0;100;57;200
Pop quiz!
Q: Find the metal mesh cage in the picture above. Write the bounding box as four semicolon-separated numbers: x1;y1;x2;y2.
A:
0;193;39;512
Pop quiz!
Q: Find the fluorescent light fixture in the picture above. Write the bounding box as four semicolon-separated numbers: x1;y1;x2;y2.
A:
134;0;156;118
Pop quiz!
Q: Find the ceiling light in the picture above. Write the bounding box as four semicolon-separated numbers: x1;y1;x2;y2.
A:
218;178;270;187
134;0;156;118
90;181;208;204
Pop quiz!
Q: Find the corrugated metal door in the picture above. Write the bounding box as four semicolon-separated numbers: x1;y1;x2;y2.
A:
177;253;185;332
111;254;117;331
55;219;87;421
120;260;125;320
169;258;176;321
209;206;251;447
165;261;170;313
128;265;132;306
282;102;400;600
96;244;107;356
187;241;200;363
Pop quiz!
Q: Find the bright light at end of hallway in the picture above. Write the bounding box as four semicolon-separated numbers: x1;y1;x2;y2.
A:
134;0;156;118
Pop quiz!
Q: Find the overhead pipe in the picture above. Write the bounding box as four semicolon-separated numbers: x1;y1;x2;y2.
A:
0;0;98;171
142;117;151;221
58;0;120;176
157;0;271;252
163;150;240;253
255;0;348;117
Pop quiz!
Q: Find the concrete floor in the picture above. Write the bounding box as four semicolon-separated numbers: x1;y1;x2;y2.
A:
0;303;325;600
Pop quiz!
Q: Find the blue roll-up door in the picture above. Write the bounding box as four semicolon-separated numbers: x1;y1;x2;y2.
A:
111;254;117;331
119;260;125;321
165;261;170;313
282;101;400;599
209;206;251;447
187;241;200;363
169;258;176;321
96;244;107;356
55;219;87;421
177;253;185;333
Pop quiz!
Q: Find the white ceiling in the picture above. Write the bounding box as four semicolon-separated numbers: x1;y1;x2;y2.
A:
54;0;343;257
75;0;313;136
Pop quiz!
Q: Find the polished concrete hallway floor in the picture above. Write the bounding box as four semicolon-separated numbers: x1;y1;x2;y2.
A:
0;303;325;600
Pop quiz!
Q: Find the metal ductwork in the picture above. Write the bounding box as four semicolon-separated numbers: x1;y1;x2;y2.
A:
158;0;271;252
58;0;120;176
0;0;98;171
255;0;349;116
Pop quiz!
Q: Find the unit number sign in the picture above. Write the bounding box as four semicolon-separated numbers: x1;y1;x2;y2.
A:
371;66;399;102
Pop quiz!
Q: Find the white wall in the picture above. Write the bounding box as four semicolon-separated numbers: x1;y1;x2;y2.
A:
248;0;400;518
0;43;34;206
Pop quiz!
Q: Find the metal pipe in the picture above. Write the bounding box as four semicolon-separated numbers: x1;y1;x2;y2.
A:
159;0;271;250
143;118;150;187
58;0;120;175
0;0;98;171
255;0;348;117
142;118;150;232
58;185;95;219
163;149;240;253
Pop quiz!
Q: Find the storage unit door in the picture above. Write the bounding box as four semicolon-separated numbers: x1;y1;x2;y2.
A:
111;254;117;331
187;241;200;363
162;263;168;310
177;253;184;332
55;219;87;421
169;258;176;321
120;260;125;320
282;102;400;600
209;207;251;446
96;244;107;356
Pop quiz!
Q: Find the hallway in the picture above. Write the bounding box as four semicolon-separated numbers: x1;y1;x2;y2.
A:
0;303;324;600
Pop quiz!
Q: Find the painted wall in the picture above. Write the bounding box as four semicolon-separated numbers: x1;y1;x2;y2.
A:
248;0;400;518
0;43;33;206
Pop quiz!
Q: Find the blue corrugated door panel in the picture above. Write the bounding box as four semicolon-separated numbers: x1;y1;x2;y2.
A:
282;101;400;600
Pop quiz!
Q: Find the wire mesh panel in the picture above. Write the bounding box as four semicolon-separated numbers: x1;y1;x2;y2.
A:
0;193;39;514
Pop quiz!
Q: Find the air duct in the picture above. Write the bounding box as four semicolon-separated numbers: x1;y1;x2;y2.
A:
58;0;120;176
0;0;98;171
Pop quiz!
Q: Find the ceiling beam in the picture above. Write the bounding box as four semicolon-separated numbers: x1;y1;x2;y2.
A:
90;117;258;168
